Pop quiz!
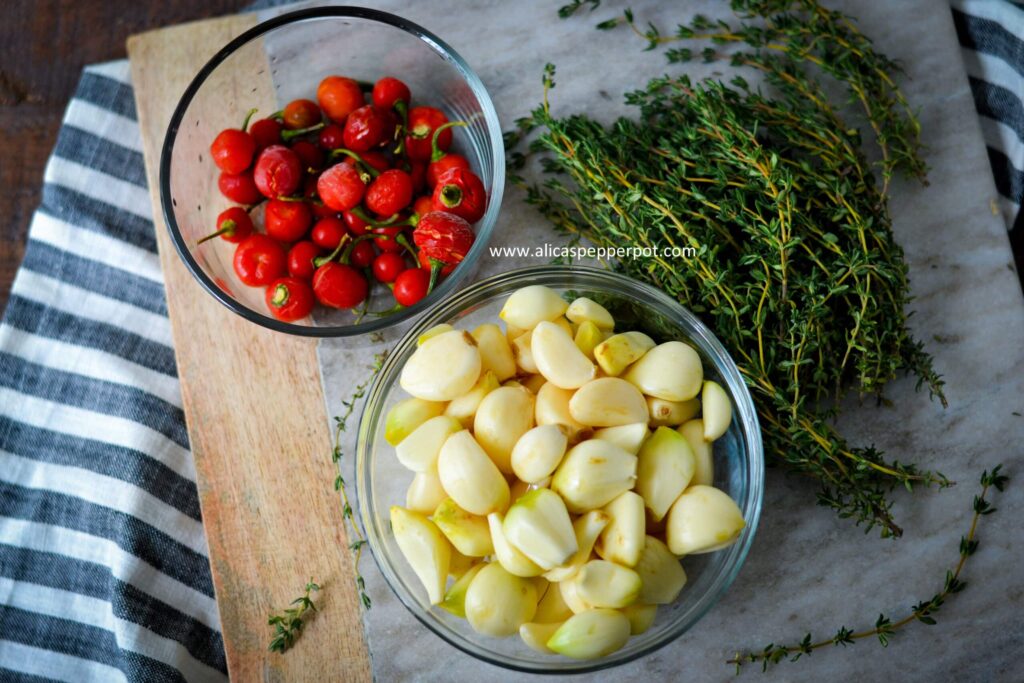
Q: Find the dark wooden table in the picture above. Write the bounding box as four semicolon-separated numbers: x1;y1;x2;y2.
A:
0;0;249;316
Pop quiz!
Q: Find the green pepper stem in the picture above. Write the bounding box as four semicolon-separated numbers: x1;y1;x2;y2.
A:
281;121;325;142
430;120;468;162
313;234;352;267
241;108;258;132
197;220;235;245
328;149;381;179
349;205;407;228
392;100;409;156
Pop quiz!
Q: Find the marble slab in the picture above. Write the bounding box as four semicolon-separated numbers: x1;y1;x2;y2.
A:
293;0;1024;680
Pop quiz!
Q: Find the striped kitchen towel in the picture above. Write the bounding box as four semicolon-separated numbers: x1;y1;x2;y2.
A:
0;62;227;681
953;0;1024;276
0;2;1023;682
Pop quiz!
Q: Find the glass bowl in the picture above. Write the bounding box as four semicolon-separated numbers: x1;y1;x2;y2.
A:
356;265;764;673
159;7;504;336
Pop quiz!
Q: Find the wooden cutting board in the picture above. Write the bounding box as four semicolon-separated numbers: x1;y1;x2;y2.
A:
127;14;371;682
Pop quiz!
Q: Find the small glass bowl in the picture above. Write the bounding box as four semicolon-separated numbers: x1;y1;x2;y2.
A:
160;7;504;336
356;265;764;673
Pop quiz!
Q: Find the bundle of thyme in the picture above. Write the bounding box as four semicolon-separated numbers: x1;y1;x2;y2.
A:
511;0;948;536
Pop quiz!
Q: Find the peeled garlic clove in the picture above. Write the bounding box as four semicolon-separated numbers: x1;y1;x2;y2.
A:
433;497;494;557
440;562;485;617
535;577;574;622
401;330;482;401
395;415;462;472
634;535;687;605
506;323;527;344
472;323;517;382
474;385;535;474
573;559;641;609
464;563;538;637
503;489;578;570
594;331;655;376
521;373;547;394
547;609;631;659
621;604;657;635
592;422;649;454
678;419;714;486
573;321;604;361
499;285;569;330
511;424;569;484
444;370;499;429
448;547;475;578
569;377;649;427
535;382;591;443
623;341;703;401
511;331;539;374
418;323;454;346
532;321;597;390
488;513;544;577
544;509;610;583
701;380;732;441
385;397;445;446
437;431;510;515
558;576;592;614
552;439;638;513
390;506;451;605
566;297;615;330
596;491;645;567
647;397;700;428
635;426;696;522
405;468;448;514
520;621;563;653
553;316;575;338
667;485;745;555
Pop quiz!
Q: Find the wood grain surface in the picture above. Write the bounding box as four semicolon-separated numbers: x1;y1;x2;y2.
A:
127;13;371;682
0;0;248;316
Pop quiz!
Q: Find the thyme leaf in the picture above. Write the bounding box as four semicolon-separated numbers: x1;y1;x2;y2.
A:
268;578;320;653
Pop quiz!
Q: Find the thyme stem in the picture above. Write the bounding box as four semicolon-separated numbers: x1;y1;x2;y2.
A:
727;465;1008;672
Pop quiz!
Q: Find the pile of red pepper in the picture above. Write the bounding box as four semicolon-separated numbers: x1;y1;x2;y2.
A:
203;74;485;322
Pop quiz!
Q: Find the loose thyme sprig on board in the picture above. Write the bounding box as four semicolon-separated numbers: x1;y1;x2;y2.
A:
728;465;1008;673
331;346;389;611
513;0;948;536
268;578;321;653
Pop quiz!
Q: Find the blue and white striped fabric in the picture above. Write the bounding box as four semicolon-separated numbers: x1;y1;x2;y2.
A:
953;0;1024;273
1;3;1023;682
0;61;227;681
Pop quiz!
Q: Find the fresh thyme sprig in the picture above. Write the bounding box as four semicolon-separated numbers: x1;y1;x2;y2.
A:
513;0;949;536
330;348;389;611
728;465;1008;673
268;578;321;653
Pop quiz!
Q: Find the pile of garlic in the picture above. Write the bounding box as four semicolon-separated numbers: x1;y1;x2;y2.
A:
384;285;745;659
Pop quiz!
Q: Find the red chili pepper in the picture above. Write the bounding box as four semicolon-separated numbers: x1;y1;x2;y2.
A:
318;124;345;150
431;167;486;223
282;99;321;130
392;268;430;307
365;169;414;217
290;140;325;172
249;117;282;149
313;262;368;308
218;171;262;205
233;234;287;287
317;163;366;211
425;120;468;187
265;276;315;321
264;199;312;242
372;77;411;110
412;211;475;290
317;76;365;123
372;251;406;283
198;206;254;245
209;108;258;174
253;145;303;199
311;216;348;249
343;105;388;152
287;240;322;280
349;239;377;268
405;106;451;161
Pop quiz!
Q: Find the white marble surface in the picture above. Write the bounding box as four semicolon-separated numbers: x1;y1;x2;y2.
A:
305;1;1024;680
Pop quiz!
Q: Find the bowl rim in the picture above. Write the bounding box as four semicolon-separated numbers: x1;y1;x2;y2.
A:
356;264;764;673
159;5;506;337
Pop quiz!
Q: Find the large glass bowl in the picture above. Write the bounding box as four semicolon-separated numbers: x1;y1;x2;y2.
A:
160;7;504;336
356;265;764;673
